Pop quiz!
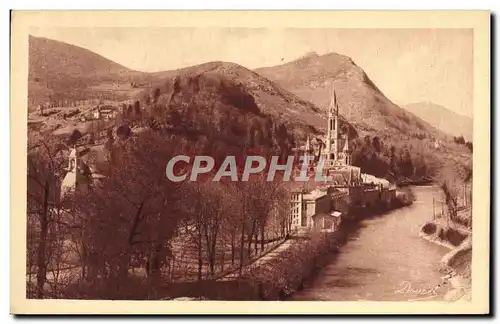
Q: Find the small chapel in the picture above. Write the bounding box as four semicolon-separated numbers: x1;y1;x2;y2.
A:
60;146;106;202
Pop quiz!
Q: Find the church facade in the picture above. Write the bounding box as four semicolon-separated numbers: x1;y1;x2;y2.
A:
301;86;362;187
60;146;107;203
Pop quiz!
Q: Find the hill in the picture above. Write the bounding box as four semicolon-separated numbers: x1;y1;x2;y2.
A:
403;102;473;141
255;52;472;179
255;52;444;140
28;35;154;109
29;35;132;80
28;37;471;182
142;61;358;143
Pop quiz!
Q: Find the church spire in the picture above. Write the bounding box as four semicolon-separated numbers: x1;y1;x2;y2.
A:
305;136;311;152
329;85;339;117
343;133;351;152
325;82;339;163
343;133;352;165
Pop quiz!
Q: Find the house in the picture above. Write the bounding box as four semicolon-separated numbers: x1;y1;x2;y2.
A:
312;211;343;232
92;105;119;120
290;188;332;230
60;145;108;204
289;189;305;229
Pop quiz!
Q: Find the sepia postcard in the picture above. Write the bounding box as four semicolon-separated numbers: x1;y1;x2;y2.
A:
10;10;490;315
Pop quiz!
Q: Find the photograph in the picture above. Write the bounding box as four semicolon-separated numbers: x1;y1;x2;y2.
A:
10;10;490;315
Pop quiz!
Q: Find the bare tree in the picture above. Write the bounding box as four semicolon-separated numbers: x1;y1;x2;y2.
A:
27;134;67;298
74;131;189;298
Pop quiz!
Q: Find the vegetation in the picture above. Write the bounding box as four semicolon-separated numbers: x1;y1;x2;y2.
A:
350;134;439;183
453;135;473;152
26;37;475;301
26;89;298;299
242;230;344;300
438;160;473;229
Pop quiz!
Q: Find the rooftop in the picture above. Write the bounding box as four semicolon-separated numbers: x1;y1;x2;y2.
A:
303;188;328;201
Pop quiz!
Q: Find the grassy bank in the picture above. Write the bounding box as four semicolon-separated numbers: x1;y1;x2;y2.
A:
420;221;472;301
239;230;348;300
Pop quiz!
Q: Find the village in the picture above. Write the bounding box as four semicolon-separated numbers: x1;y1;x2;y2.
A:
20;19;480;307
28;86;404;298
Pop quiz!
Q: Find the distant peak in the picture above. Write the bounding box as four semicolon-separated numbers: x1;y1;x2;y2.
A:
301;51;319;59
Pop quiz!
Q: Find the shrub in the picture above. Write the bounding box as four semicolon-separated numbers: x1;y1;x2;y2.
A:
242;232;339;300
395;187;415;206
421;222;437;235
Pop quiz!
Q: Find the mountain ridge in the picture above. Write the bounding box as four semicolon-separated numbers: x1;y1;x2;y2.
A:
140;60;359;143
28;36;471;179
403;101;473;141
255;51;445;140
28;35;153;108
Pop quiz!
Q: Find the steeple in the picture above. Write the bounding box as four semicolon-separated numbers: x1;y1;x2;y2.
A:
305;136;311;152
61;146;79;200
342;134;350;152
329;85;339;117
343;133;352;165
324;83;339;163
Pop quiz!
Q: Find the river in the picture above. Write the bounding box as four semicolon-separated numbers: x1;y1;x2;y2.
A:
291;185;452;301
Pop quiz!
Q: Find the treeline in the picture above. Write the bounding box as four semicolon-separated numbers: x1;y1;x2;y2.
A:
350;135;439;182
121;73;297;163
27;78;302;299
453;135;473;152
439;160;473;229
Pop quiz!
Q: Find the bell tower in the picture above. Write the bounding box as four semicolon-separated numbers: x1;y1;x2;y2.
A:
342;133;352;165
325;85;339;163
61;147;80;200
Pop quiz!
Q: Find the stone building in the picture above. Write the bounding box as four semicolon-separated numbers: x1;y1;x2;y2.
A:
295;85;363;187
60;146;107;203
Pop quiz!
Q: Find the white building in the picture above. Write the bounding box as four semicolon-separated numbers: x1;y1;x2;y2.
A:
60;146;107;202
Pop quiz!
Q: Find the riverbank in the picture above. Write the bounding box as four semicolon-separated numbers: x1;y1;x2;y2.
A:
419;220;472;302
156;187;418;300
290;185;456;301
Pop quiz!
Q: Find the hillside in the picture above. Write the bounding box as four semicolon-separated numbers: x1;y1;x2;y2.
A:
28;37;471;182
255;52;445;140
143;61;358;142
29;35;132;80
28;35;154;109
403;102;473;141
255;52;472;178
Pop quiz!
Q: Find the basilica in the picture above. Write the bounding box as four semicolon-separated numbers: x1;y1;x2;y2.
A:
298;86;362;187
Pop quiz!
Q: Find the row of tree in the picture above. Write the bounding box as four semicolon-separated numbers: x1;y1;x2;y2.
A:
350;135;439;182
27;118;295;299
453;135;473;152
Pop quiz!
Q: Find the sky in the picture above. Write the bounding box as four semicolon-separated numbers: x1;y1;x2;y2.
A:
30;27;473;118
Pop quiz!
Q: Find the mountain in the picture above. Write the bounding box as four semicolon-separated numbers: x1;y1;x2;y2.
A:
143;61;358;142
29;35;132;80
403;102;473;141
28;37;471;181
135;67;302;159
255;52;444;141
28;35;154;109
255;52;472;178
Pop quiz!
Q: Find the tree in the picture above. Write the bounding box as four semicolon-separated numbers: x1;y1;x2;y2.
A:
465;141;473;152
134;100;141;116
68;129;83;147
74;131;189;298
372;136;381;153
27;135;67;298
153;88;161;104
454;135;466;145
116;125;132;140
